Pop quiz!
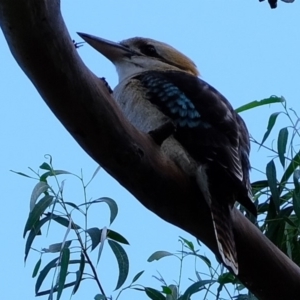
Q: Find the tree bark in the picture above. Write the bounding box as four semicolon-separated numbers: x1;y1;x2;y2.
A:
1;1;299;299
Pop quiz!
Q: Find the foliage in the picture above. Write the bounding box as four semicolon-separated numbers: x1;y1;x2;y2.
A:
16;96;300;299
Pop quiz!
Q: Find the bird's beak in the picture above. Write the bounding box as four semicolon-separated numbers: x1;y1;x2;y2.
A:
77;32;133;63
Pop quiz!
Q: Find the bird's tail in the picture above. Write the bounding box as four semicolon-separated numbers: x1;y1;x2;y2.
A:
211;200;238;275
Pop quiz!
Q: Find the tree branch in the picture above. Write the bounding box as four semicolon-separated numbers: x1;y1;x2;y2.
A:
1;1;299;299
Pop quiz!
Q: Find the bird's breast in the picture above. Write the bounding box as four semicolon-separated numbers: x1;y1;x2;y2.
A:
113;77;198;175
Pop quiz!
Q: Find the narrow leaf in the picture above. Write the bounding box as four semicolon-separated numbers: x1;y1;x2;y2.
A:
107;230;129;245
108;240;129;290
251;180;269;194
147;251;173;262
280;150;300;193
40;170;72;182
277;127;288;168
180;280;216;299
144;287;165;300
10;170;35;179
23;195;53;238
25;215;52;262
131;270;144;283
32;258;42;278
30;182;49;211
50;214;81;230
36;281;77;297
72;253;85;295
235;96;283;113
35;257;59;293
86;227;101;251
43;240;72;253
57;248;70;300
97;227;107;265
260;112;281;146
195;254;212;268
64;202;82;212
293;170;300;219
179;236;194;251
94;295;106;300
87;197;118;225
266;160;280;213
90;165;101;181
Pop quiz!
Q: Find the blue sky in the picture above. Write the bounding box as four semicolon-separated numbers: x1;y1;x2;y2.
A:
1;1;300;299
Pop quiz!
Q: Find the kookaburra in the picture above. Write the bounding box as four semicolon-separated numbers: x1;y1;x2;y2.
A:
78;32;257;275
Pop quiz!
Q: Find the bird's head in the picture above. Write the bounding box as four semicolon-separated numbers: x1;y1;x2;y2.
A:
77;33;199;82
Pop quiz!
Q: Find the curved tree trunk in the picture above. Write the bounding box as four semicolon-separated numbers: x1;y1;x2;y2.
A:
0;1;299;299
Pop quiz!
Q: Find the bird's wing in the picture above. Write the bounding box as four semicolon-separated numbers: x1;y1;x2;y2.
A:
135;70;248;192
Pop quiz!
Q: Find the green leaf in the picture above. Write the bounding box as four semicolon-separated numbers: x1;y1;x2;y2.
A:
10;170;36;179
144;287;166;300
179;236;194;251
166;285;178;300
23;195;53;238
131;270;144;283
97;227;107;265
107;230;129;245
179;280;216;299
94;295;106;300
32;258;42;278
265;207;293;249
35;257;59;294
218;272;237;284
277;127;288;168
108;240;129;290
93;197;118;225
280;150;300;193
266;160;280;213
36;281;77;297
44;240;72;253
251;180;269;194
35;259;84;295
64;201;82;213
162;286;172;295
260;112;281;147
147;251;173;262
90;165;101;182
40;170;72;182
283;215;297;228
40;162;52;171
57;248;70;300
51;214;81;230
293;170;300;220
195;254;212;268
30;182;49;211
25;215;52;262
72;253;85;295
86;227;101;251
235;96;284;113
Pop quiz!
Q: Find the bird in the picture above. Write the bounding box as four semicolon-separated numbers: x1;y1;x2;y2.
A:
77;32;257;275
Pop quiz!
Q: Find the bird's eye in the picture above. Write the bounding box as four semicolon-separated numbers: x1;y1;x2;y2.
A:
140;44;158;57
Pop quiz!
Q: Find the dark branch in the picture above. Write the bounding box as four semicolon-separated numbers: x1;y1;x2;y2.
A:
0;1;300;299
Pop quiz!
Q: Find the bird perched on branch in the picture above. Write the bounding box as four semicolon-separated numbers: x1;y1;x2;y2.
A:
78;32;257;275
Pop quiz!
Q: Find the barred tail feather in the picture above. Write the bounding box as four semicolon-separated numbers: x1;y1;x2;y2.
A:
211;201;238;275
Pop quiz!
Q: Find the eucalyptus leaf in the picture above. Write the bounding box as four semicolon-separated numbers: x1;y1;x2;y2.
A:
147;251;173;262
23;195;53;238
277;127;288;168
108;240;129;290
235;96;283;113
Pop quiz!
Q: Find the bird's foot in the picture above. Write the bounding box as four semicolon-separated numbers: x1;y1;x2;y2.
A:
100;77;113;94
148;121;176;146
